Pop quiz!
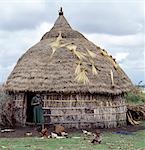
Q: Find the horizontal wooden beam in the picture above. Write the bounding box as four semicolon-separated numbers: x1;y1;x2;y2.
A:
43;112;126;117
48;120;125;124
43;107;90;110
43;105;126;110
43;100;97;102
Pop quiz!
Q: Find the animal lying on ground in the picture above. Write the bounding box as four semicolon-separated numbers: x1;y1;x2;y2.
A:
40;128;49;138
82;130;92;136
54;124;68;138
55;125;65;135
91;129;102;144
61;131;68;137
50;132;58;138
50;132;68;139
39;126;68;138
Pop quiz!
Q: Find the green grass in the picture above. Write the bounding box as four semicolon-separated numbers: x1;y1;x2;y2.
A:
0;130;145;150
125;92;145;104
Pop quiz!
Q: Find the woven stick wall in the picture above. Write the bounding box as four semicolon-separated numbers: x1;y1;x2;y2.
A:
13;92;126;128
41;93;126;128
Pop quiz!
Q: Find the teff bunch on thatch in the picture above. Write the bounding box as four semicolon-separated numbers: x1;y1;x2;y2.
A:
48;32;104;85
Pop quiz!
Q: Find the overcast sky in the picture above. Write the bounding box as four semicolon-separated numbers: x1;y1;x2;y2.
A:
0;0;144;85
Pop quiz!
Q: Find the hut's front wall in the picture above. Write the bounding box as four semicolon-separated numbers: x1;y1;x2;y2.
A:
42;93;126;128
12;92;127;128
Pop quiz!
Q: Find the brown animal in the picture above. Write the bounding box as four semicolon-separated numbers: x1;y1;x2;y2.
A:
91;129;102;144
40;128;49;138
55;125;65;136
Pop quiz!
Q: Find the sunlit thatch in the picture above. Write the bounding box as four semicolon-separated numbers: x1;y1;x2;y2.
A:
75;68;89;85
5;10;133;94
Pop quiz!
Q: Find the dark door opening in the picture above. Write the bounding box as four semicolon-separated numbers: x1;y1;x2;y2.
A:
26;92;35;123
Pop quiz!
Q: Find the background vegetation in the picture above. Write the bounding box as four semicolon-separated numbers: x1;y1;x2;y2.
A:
125;91;145;104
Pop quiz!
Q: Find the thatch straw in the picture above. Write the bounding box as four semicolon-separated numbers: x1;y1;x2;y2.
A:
75;68;89;85
86;48;96;58
5;13;133;94
49;32;66;59
110;69;115;87
75;61;82;75
66;43;77;51
100;49;108;56
92;64;98;76
73;49;87;60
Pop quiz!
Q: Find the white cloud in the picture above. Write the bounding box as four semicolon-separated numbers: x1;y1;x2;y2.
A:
0;1;48;30
85;33;144;49
71;1;143;35
114;52;129;62
0;63;16;83
0;21;52;51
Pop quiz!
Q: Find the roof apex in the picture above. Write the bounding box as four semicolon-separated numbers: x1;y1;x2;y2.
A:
51;10;72;30
41;10;85;40
59;7;63;16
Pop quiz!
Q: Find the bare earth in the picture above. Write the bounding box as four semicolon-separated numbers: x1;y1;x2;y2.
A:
1;124;145;138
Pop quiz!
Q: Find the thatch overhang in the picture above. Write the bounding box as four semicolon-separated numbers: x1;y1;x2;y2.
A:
5;9;133;95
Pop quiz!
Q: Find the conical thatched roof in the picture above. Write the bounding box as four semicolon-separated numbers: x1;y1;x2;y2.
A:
5;9;133;95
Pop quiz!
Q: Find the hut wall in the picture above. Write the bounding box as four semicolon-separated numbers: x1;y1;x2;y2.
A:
11;92;25;125
11;92;127;128
42;93;127;128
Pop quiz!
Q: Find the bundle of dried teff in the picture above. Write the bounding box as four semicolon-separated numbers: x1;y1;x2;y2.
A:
91;129;102;144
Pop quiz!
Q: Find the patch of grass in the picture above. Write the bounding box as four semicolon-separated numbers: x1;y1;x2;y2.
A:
0;130;145;150
125;92;145;104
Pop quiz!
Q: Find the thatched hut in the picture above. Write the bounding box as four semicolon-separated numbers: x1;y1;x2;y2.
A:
5;8;133;128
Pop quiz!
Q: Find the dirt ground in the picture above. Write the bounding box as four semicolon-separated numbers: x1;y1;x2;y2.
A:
1;124;145;138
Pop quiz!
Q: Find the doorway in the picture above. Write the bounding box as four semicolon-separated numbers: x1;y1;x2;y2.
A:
26;92;35;123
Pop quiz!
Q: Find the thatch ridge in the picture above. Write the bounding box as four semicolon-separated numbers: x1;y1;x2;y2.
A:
5;13;133;95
